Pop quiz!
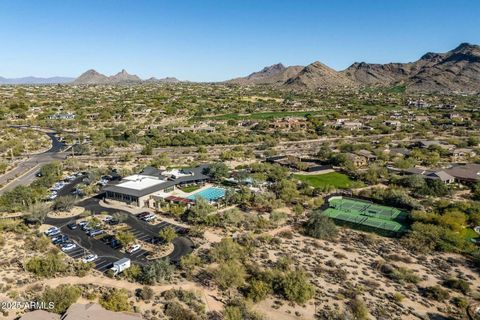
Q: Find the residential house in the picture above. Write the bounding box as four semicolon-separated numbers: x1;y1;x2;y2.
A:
269;117;308;131
451;148;477;162
444;163;480;184
387;147;411;158
48;112;76;120
407;100;430;108
384;120;401;129
415;140;455;151
424;171;455;184
336;120;363;131
354;150;377;163
346;153;368;167
400;168;455;184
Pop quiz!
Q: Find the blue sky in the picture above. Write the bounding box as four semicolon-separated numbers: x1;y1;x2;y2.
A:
0;0;479;81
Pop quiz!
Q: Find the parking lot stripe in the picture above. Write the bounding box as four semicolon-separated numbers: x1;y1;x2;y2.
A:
97;264;111;272
157;221;168;228
70;251;84;258
95;260;110;269
130;250;147;258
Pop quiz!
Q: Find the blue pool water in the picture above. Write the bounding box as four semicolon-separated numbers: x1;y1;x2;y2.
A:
187;187;226;201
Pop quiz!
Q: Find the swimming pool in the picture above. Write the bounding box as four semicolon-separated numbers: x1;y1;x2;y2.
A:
187;187;226;201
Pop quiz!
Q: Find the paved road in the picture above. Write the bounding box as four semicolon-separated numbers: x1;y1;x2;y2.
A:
0;128;69;194
44;197;194;272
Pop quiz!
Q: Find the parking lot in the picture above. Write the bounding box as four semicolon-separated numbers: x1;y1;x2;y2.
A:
44;197;193;272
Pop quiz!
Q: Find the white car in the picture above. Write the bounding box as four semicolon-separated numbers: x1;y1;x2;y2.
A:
51;182;65;191
48;193;58;201
61;243;77;252
143;213;156;222
82;254;98;263
126;244;141;254
45;226;59;236
103;215;113;222
474;226;480;234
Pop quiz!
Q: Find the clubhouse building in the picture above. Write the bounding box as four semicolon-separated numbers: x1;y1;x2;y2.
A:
103;165;211;208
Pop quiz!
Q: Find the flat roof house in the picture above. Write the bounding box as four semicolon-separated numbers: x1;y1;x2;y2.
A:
103;165;210;208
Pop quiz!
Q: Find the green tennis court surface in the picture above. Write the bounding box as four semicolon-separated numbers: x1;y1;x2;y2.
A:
322;196;409;236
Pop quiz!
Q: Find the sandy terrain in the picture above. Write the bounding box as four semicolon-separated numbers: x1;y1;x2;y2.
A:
250;228;480;319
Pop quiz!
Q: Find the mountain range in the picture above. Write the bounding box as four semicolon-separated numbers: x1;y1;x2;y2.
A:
227;43;480;93
0;76;74;85
0;70;180;85
71;69;181;85
0;43;479;93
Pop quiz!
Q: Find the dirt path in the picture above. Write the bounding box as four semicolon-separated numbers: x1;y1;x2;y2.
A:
22;274;224;312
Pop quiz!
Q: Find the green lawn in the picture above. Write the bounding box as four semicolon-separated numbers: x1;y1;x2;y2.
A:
460;228;479;240
294;172;359;189
203;110;323;121
179;185;201;193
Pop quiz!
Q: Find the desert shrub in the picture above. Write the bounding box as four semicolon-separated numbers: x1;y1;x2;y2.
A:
209;237;245;263
279;270;315;304
224;299;265;320
443;278;470;294
304;211;338;240
27;235;51;252
99;288;131;312
25;252;67;277
393;292;404;302
38;284;81;313
73;261;94;277
140;258;174;285
165;301;201;320
52;195;76;211
348;297;369;320
451;296;469;309
123;264;142;281
247;280;271;302
139;286;154;301
424;286;450;301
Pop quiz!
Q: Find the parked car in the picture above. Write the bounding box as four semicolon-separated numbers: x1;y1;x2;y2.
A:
61;243;77;252
143;213;156;222
110;239;122;249
137;212;150;219
126;244;141;253
67;223;78;230
108;219;120;225
71;189;84;197
47;192;58;201
102;215;113;222
88;229;104;237
97;179;109;186
82;254;98;263
44;226;59;236
52;235;69;245
78;221;88;227
81;223;92;231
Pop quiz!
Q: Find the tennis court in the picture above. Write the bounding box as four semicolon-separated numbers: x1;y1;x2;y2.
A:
322;196;409;236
